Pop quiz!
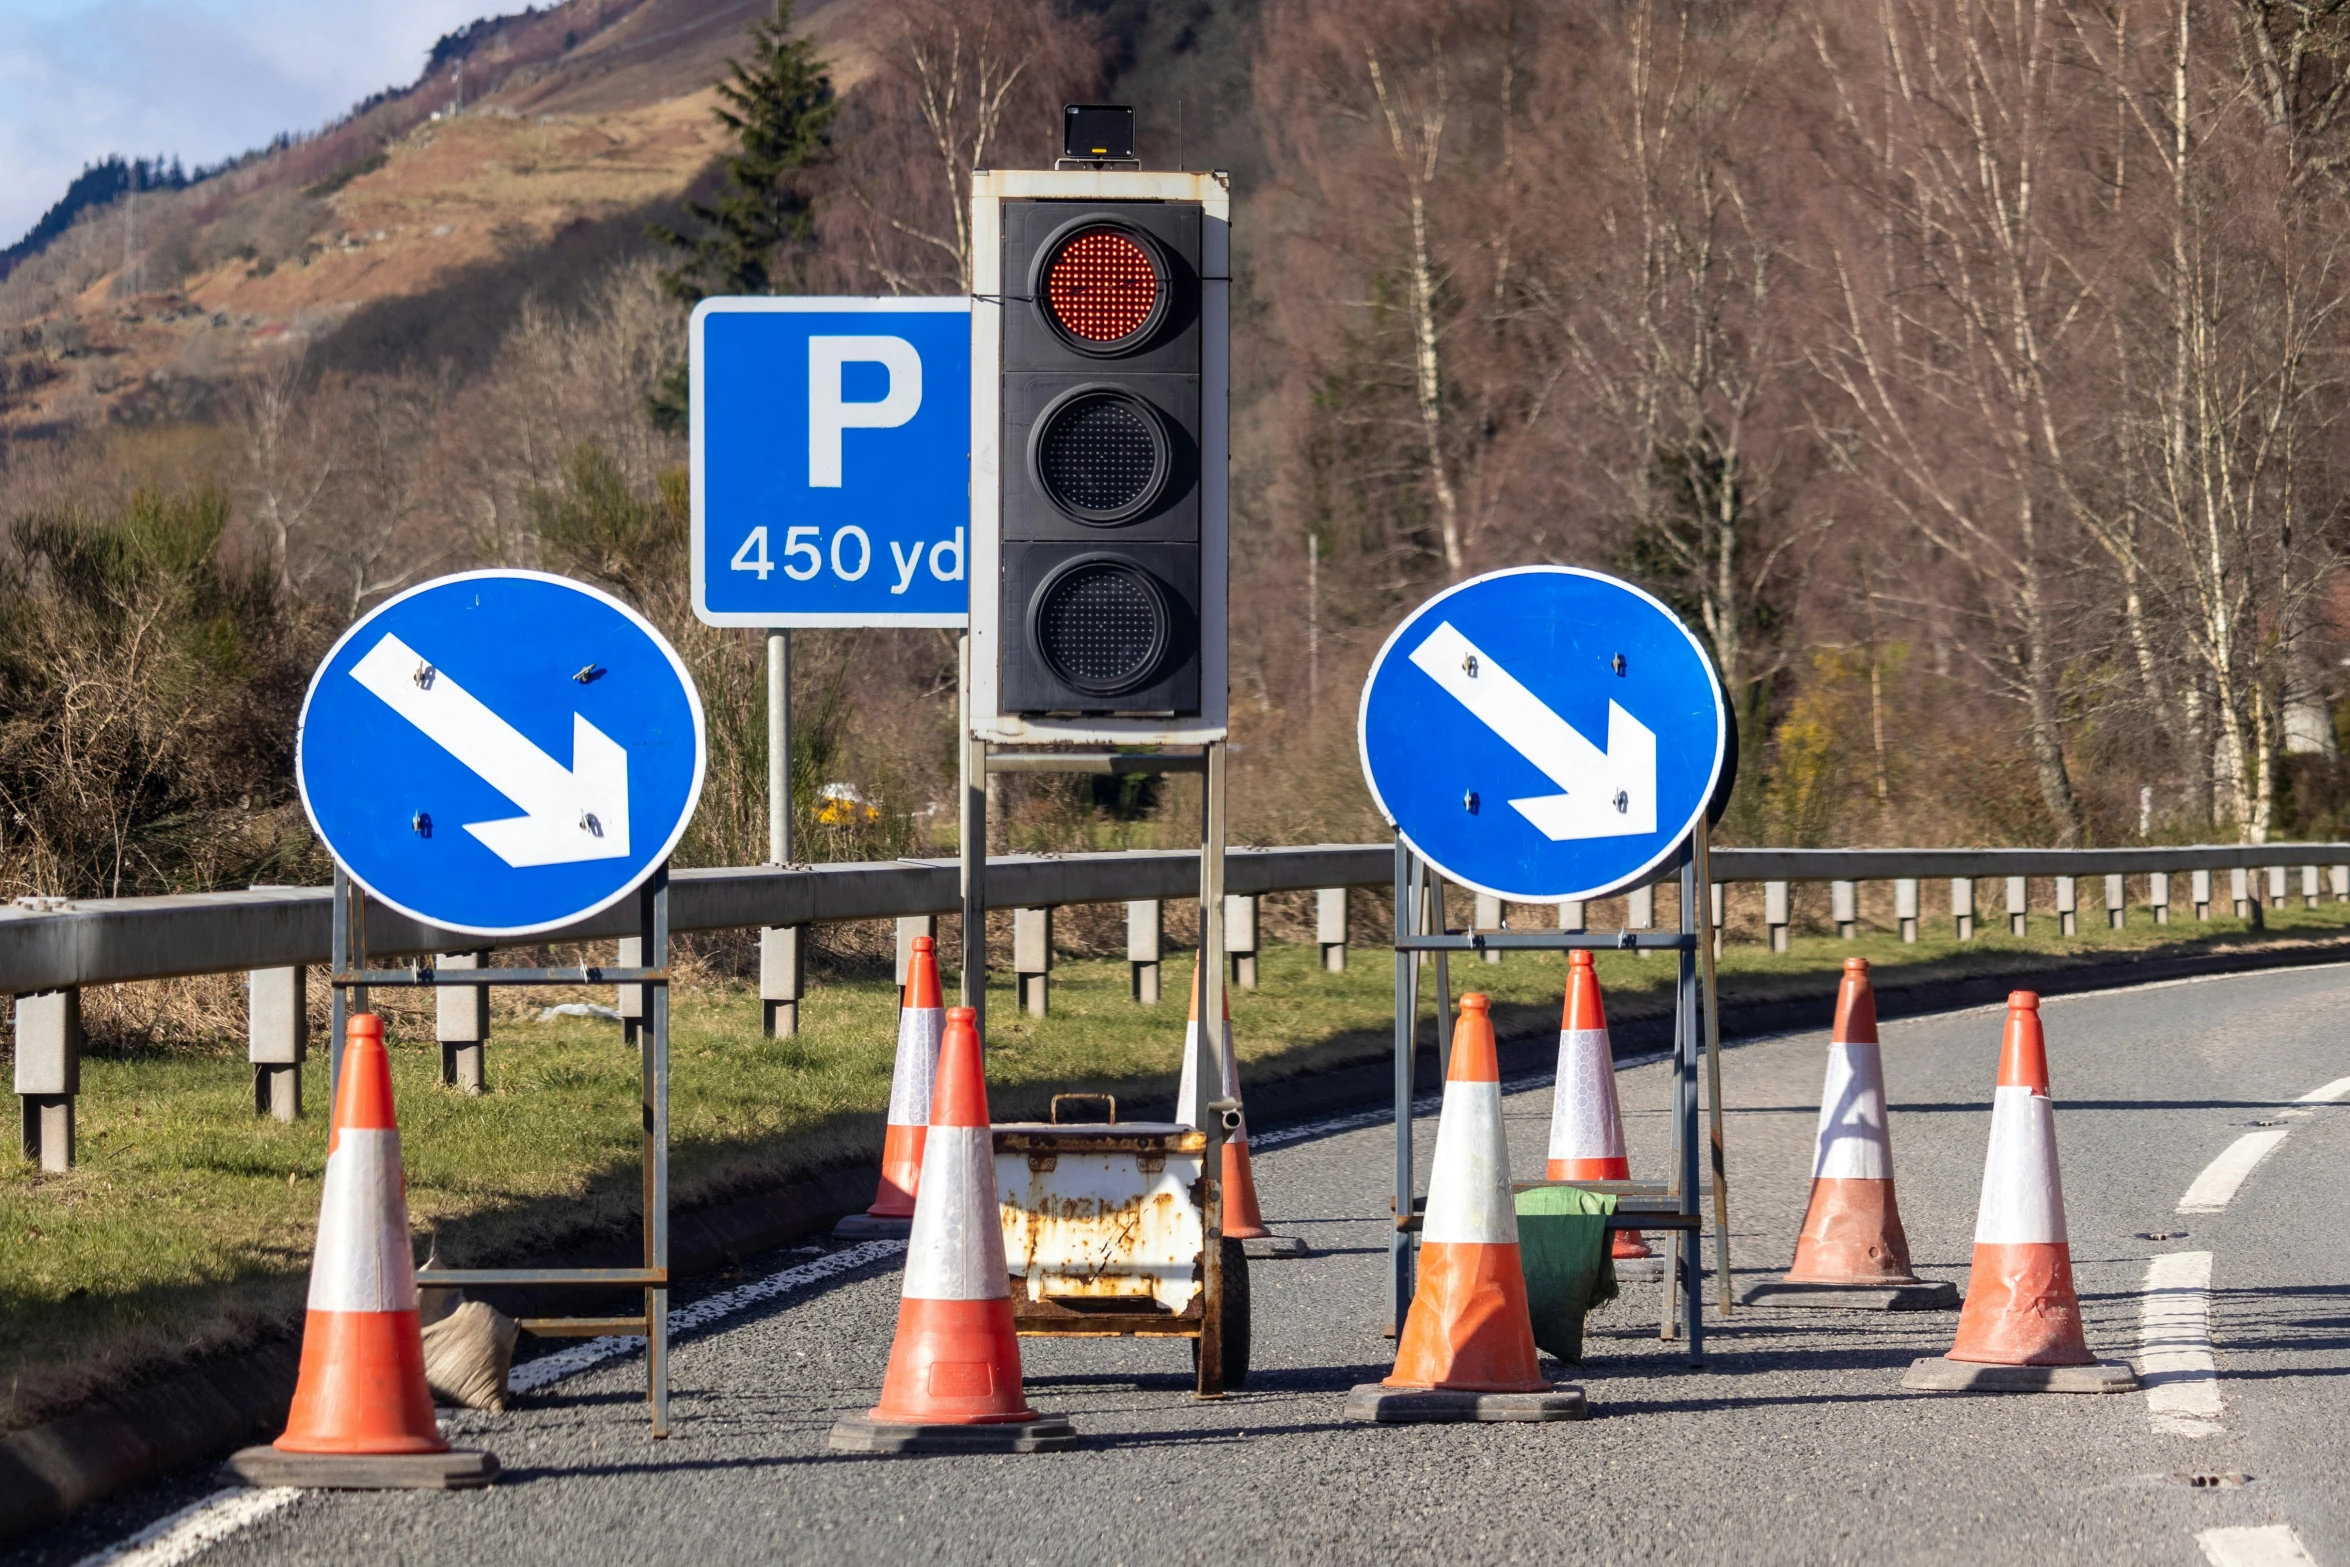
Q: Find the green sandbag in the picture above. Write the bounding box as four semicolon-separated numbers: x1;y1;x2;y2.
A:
1515;1186;1620;1364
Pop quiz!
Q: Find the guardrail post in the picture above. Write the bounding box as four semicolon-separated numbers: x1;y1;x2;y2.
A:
1628;883;1655;956
1015;907;1053;1016
1831;880;1858;940
1709;881;1725;959
2149;872;2170;925
1316;888;1348;973
247;966;306;1121
1951;877;1975;940
2302;864;2320;909
2055;875;2078;935
1474;891;1505;965
2230;867;2250;917
1764;881;1789;951
760;925;803;1038
2267;864;2288;909
2333;864;2349;904
895;915;938;994
1128;900;1163;1001
2006;875;2028;935
2194;868;2213;919
617;936;644;1043
14;989;79;1172
436;951;490;1093
1224;893;1260;989
2103;874;2125;930
1559;898;1586;934
1894;877;1920;943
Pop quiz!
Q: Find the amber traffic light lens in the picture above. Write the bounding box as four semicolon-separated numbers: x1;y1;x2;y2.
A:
1043;228;1161;346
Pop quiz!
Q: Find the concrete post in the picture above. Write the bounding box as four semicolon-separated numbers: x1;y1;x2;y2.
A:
1224;893;1259;989
2006;875;2028;936
2333;864;2349;904
1709;881;1726;959
2302;864;2320;909
2193;868;2213;920
1473;891;1505;964
2267;864;2288;908
1015;907;1053;1017
1316;887;1348;974
760;925;804;1037
2055;875;2078;936
1895;877;1920;943
248;966;306;1122
1128;900;1163;1002
436;951;490;1094
1951;878;1975;940
15;989;79;1172
2149;872;2170;925
2230;867;2251;917
1558;899;1587;935
617;936;644;1043
1831;880;1858;940
2104;874;2126;930
896;915;938;992
1627;883;1654;956
1764;881;1790;952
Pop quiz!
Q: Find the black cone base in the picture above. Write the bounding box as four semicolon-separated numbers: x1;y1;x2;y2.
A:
225;1445;499;1489
826;1414;1078;1454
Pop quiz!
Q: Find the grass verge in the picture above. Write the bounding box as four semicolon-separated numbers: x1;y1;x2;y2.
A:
6;901;2348;1429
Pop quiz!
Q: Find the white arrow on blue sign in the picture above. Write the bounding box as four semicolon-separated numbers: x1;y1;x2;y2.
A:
298;570;707;937
1357;566;1725;904
691;296;970;628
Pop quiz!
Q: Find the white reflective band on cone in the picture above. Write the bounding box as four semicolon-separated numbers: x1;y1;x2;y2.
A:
1811;1039;1893;1180
1175;1019;1243;1130
902;1125;1011;1300
1548;1028;1623;1163
1421;1079;1518;1247
1974;1085;2068;1244
885;1008;944;1126
307;1129;420;1313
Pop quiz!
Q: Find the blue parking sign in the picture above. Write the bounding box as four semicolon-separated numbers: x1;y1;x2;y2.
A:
691;297;970;627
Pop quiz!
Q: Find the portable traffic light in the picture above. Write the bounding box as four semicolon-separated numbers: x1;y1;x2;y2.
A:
970;166;1229;744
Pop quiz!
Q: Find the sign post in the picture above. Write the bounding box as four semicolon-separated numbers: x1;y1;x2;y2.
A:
1358;566;1727;1357
297;568;706;1434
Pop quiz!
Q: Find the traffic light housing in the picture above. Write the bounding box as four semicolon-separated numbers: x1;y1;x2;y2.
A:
970;170;1229;744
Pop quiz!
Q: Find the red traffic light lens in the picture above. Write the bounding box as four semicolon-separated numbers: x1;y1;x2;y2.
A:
1043;228;1161;346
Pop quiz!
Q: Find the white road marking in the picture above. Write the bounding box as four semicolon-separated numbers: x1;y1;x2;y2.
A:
2297;1074;2350;1104
74;1239;909;1567
2178;1130;2291;1213
2198;1524;2319;1566
2140;1251;2221;1438
72;1486;298;1567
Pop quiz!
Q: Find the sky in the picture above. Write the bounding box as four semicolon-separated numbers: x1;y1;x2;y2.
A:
0;0;500;245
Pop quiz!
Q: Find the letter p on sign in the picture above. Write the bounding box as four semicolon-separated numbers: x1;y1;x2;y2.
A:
808;336;921;487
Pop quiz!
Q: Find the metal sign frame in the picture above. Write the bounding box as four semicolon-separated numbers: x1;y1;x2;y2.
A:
1385;831;1729;1362
325;861;675;1435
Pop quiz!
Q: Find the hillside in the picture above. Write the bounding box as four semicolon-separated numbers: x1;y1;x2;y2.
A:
0;0;879;435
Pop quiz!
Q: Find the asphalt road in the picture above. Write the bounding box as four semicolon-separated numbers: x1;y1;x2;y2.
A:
25;962;2350;1566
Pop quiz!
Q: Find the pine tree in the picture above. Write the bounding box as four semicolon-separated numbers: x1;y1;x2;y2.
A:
650;0;836;304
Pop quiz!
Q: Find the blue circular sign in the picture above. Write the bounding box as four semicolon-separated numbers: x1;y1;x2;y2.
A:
1357;567;1724;903
298;571;707;937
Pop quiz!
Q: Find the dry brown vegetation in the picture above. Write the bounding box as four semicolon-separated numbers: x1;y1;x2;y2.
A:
6;0;2350;954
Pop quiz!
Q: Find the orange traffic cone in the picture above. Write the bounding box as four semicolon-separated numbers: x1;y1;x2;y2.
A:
1545;950;1655;1271
1177;965;1308;1258
829;1005;1075;1453
840;937;946;1239
1348;995;1587;1423
1904;993;2135;1393
227;1014;497;1487
1746;959;1957;1310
